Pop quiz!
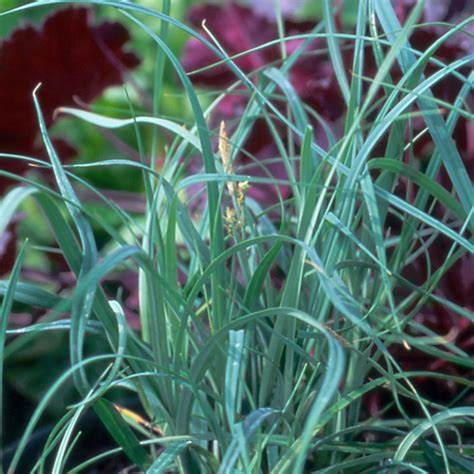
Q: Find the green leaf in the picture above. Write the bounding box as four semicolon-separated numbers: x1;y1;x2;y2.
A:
147;441;191;474
93;399;150;469
0;242;27;460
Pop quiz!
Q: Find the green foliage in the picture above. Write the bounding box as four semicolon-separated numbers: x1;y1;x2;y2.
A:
1;0;473;472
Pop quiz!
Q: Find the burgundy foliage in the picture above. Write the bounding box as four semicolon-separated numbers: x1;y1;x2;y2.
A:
0;6;139;192
0;6;139;276
182;3;344;206
0;218;19;277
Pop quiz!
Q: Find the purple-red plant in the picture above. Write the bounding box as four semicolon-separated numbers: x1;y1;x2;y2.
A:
0;6;139;275
0;219;18;277
182;3;344;207
0;6;139;190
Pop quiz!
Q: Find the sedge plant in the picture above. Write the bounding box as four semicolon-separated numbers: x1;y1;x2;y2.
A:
0;0;473;472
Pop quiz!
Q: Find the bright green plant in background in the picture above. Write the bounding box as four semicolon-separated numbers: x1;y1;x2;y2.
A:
1;0;473;472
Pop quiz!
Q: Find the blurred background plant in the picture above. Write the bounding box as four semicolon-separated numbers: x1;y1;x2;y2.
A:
0;0;473;472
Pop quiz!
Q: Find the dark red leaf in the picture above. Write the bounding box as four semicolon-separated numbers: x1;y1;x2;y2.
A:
182;4;278;87
0;217;21;277
182;4;318;90
181;3;345;208
0;6;140;193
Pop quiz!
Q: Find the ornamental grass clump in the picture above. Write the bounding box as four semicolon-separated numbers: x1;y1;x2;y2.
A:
0;0;473;472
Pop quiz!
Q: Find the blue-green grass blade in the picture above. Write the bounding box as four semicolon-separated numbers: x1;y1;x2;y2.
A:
5;320;102;337
218;408;279;474
34;193;172;427
150;0;170;173
344;0;368;132
94;399;150;469
0;242;26;462
225;330;246;432
293;324;345;472
243;242;283;312
369;158;467;221
58;107;202;151
147;441;191;474
394;407;474;463
32;85;98;394
323;0;350;103
6;354;123;473
0;186;36;234
0;281;65;309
